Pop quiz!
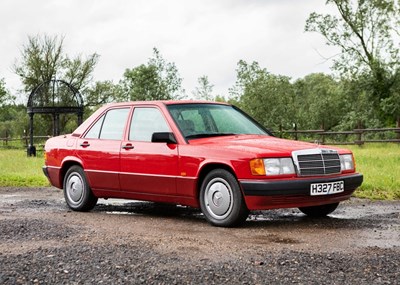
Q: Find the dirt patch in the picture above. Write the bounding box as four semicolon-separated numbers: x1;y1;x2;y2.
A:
0;219;76;242
0;187;399;284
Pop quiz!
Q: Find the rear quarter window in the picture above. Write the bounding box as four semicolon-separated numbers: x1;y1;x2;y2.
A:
85;108;130;140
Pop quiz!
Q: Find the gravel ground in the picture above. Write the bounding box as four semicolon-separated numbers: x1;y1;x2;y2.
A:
0;187;399;284
1;243;398;284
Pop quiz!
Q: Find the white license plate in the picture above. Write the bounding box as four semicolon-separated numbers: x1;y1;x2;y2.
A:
310;181;344;196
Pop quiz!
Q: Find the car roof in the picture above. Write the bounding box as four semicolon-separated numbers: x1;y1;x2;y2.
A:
72;100;231;136
101;100;230;107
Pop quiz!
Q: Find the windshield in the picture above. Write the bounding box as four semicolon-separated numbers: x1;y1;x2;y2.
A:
167;103;269;139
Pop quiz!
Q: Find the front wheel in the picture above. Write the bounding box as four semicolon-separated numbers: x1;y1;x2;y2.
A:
63;165;98;211
199;169;249;227
298;202;339;217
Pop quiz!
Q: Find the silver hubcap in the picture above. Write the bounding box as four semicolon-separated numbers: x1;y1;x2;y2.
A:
204;178;233;220
66;173;84;205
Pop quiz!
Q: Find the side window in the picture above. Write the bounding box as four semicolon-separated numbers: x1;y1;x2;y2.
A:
85;115;105;139
85;108;130;140
129;108;170;142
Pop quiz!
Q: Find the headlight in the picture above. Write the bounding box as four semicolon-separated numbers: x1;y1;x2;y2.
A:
250;158;296;176
340;154;354;171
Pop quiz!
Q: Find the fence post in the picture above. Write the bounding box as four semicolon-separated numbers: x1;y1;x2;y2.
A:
23;130;28;148
294;123;298;141
354;129;364;146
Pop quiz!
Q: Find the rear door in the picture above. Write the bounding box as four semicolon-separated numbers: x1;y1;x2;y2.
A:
119;106;179;195
77;107;130;191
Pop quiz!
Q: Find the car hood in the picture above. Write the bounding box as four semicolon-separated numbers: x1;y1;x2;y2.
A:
188;135;346;156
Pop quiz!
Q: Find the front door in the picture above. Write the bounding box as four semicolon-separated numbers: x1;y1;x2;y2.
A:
119;107;179;195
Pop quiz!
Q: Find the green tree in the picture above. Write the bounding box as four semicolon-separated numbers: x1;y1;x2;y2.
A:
63;54;99;92
13;35;64;94
13;34;100;136
335;76;382;130
0;104;27;139
0;78;14;106
230;60;296;131
0;80;20;139
381;73;400;128
293;73;343;130
192;75;214;100
13;34;99;100
120;48;184;101
0;79;7;105
305;0;400;126
84;80;121;107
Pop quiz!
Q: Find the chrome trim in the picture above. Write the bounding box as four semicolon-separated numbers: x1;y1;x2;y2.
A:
46;165;61;170
85;169;196;180
292;148;341;177
85;169;119;175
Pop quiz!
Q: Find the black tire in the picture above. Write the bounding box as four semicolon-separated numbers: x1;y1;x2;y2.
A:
63;165;98;211
298;202;339;217
199;169;249;227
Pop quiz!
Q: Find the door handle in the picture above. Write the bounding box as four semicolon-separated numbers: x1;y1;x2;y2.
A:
122;144;134;150
80;142;90;147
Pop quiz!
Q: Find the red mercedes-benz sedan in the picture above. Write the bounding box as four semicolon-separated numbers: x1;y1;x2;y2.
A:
43;101;363;227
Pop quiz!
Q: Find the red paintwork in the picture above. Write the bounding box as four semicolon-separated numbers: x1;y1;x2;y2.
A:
244;191;354;210
44;101;361;210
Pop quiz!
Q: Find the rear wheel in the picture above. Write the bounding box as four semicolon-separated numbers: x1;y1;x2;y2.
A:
200;169;249;227
63;165;98;211
298;202;339;217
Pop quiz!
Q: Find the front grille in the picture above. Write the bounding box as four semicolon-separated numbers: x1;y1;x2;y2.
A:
293;149;341;176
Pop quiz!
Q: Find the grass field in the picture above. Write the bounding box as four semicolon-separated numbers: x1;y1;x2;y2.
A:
0;143;399;199
0;149;49;187
347;143;400;200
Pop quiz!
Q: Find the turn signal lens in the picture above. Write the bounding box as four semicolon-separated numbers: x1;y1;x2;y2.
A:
250;159;266;175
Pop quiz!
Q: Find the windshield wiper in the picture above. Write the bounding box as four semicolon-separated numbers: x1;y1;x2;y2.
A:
185;133;236;140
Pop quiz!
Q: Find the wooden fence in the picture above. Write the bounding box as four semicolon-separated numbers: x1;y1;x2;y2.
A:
272;127;400;145
0;136;51;149
1;128;400;149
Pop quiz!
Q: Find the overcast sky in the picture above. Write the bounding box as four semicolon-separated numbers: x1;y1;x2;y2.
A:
0;0;340;99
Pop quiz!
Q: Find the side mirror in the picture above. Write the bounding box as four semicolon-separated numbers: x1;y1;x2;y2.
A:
151;132;177;144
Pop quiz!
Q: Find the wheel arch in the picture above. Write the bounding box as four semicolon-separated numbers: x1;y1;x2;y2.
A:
59;158;84;189
196;162;242;200
196;162;250;226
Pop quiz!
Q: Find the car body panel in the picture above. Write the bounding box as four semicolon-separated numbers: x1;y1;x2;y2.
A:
76;138;122;191
43;101;363;212
119;141;179;195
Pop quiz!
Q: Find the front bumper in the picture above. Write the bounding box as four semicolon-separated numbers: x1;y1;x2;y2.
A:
240;173;363;210
240;173;363;196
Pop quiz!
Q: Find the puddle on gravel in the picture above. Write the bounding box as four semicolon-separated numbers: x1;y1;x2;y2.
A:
93;199;400;231
0;194;26;204
105;211;142;216
95;199;203;220
3;190;399;250
251;234;301;245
